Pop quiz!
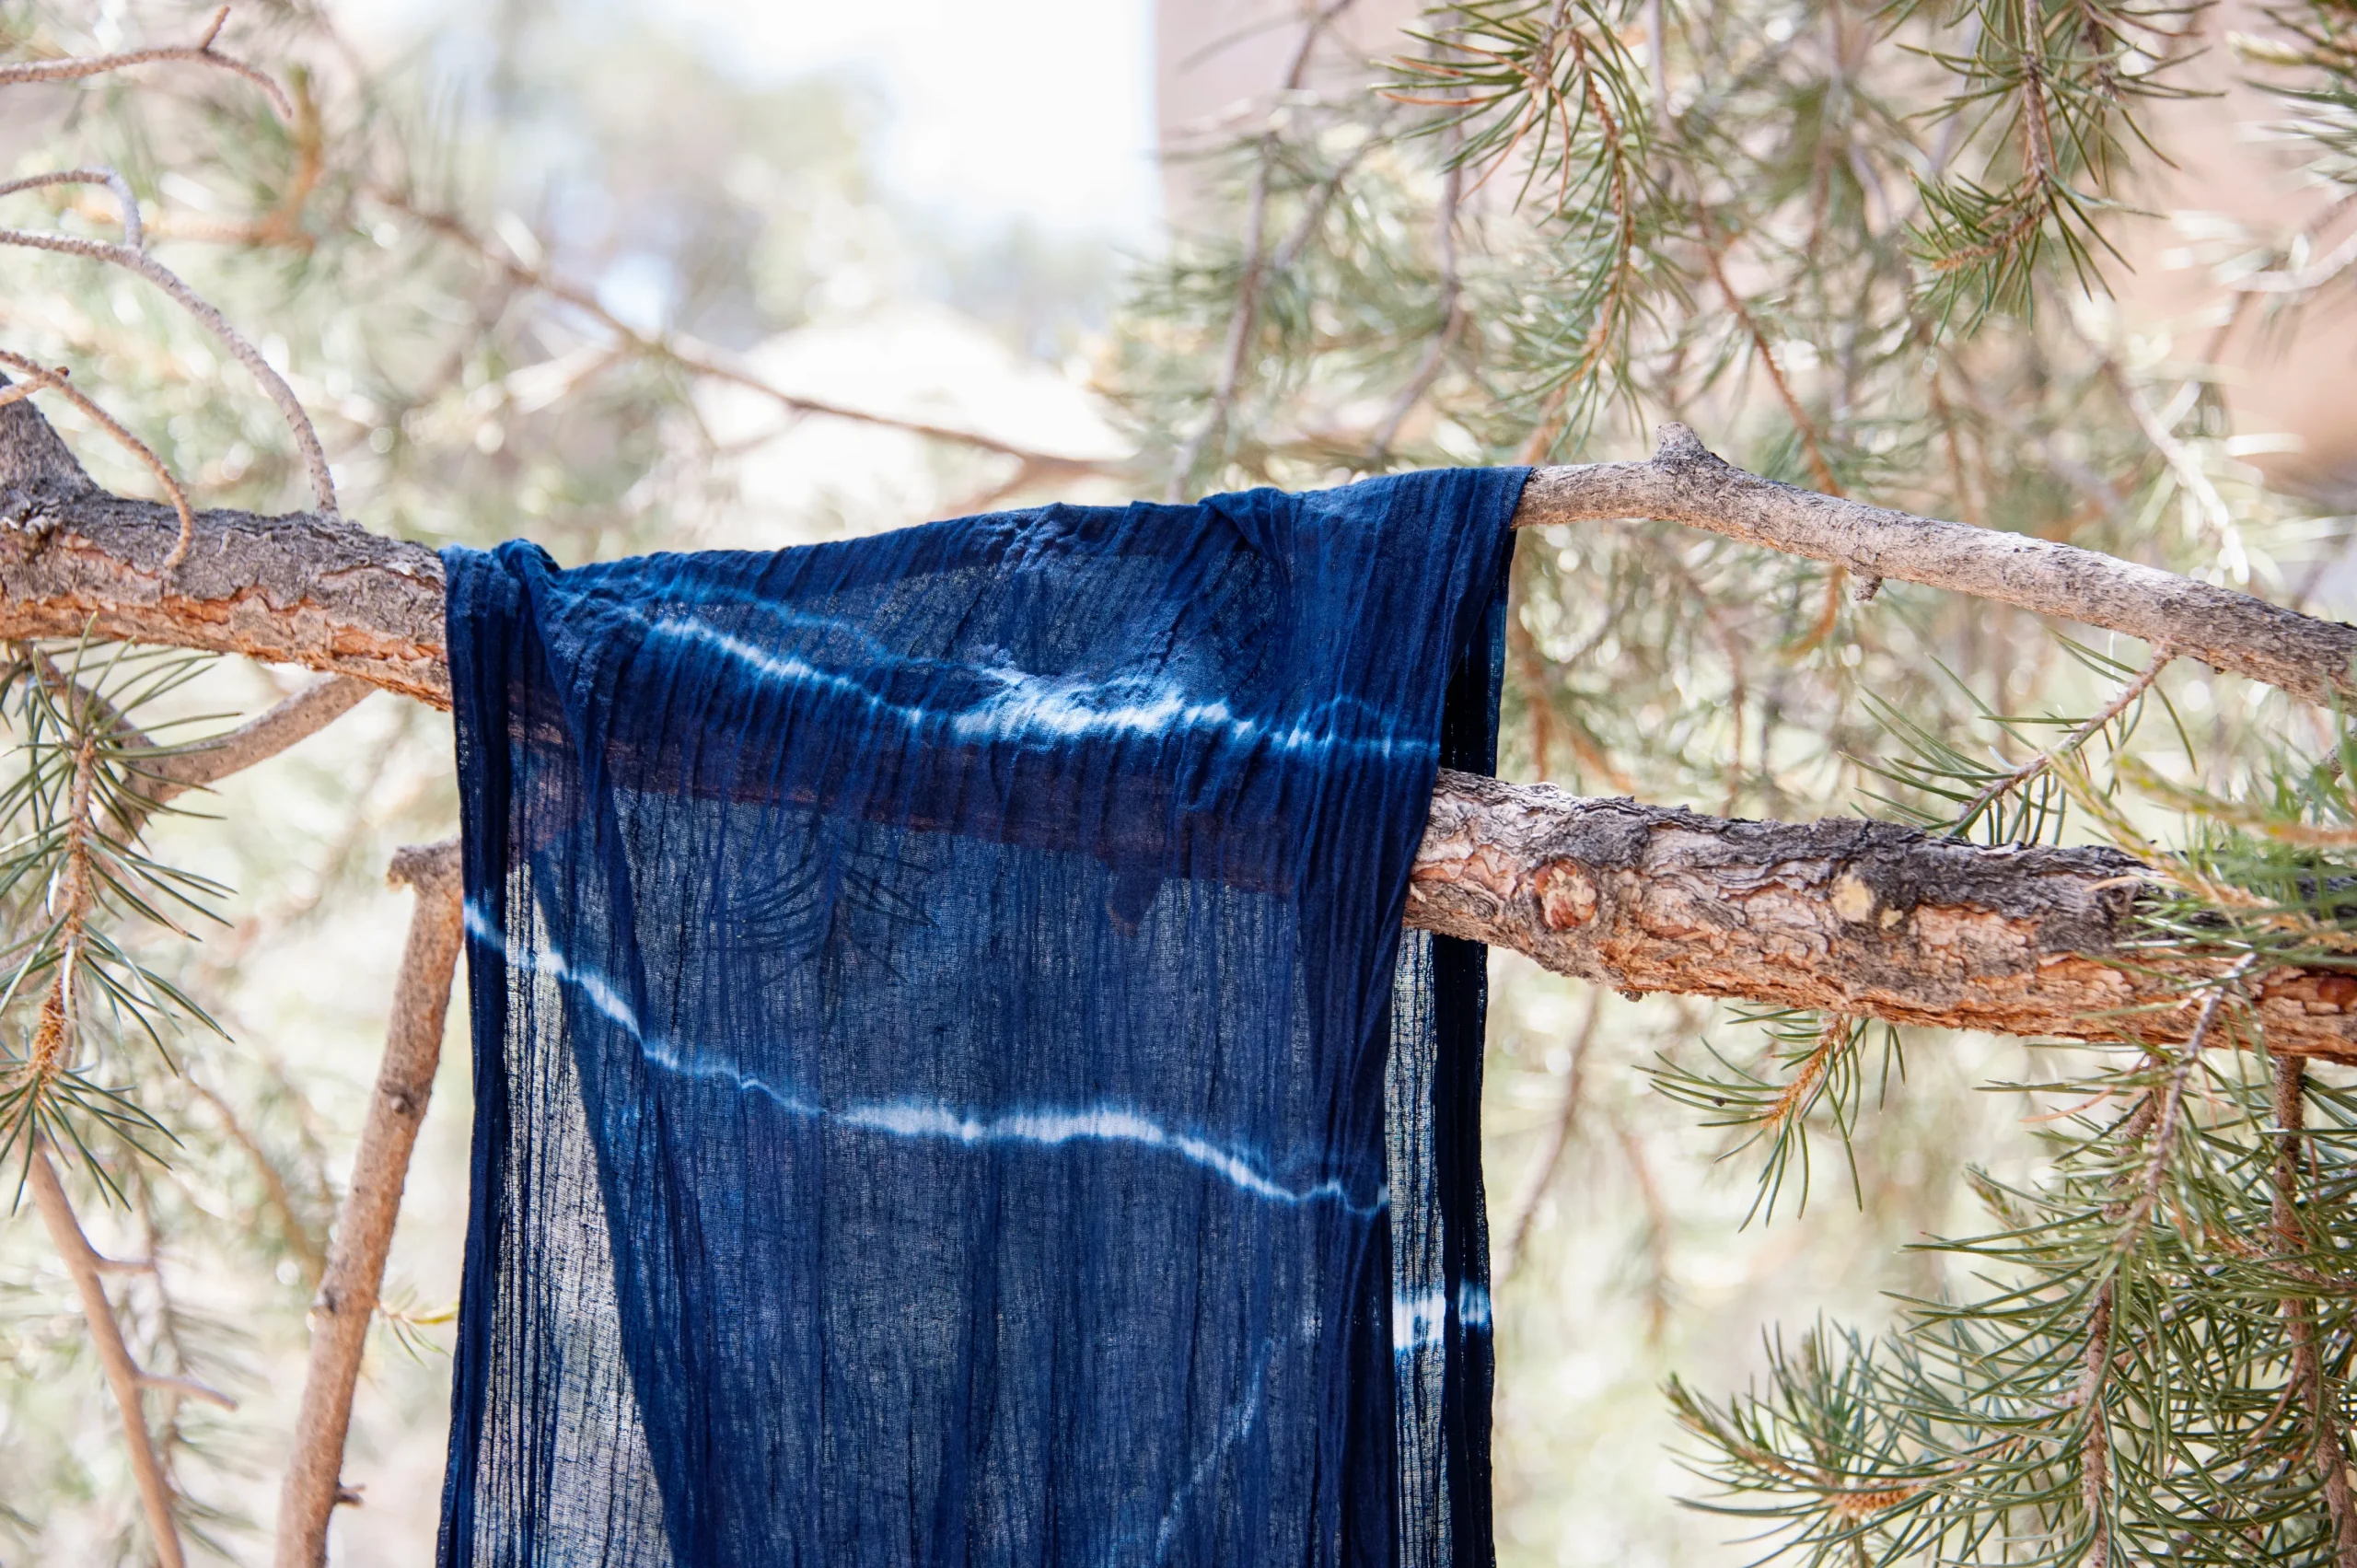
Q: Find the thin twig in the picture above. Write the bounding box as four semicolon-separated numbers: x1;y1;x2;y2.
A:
1948;642;2173;837
2270;1053;2357;1565
1167;0;1356;500
185;1076;327;1282
0;6;292;119
1695;212;1839;499
2078;1281;2116;1568
137;1370;237;1411
132;75;323;252
377;191;1106;476
1945;366;2125;517
273;841;463;1568
1494;989;1604;1280
1612;1116;1672;1341
2096;356;2239;570
2232;188;2357;298
28;1146;186;1568
0;226;337;516
1931;0;2060;278
2119;968;2246;1240
1766;1014;1857;1132
1694;205;1856;630
1368;128;1465;462
0;168;142;251
136;674;374;806
0;351;196;566
2071;970;2242;1564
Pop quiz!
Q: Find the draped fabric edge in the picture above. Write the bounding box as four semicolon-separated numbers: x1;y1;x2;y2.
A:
435;470;1529;1568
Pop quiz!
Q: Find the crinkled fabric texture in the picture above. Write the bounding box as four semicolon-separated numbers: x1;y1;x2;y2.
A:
437;469;1527;1568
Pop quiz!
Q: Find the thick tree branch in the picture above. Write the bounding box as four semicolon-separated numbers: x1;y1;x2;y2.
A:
1520;424;2357;704
0;482;445;703
273;839;461;1568
1410;772;2357;1063
6;399;2357;1051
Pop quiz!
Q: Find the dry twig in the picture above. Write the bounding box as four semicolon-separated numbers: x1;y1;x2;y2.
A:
28;1146;187;1568
273;840;462;1568
1948;642;2175;837
0;350;196;566
1368;129;1465;462
377;191;1109;480
2269;1054;2357;1564
1167;0;1356;499
0;6;293;119
0;167;337;516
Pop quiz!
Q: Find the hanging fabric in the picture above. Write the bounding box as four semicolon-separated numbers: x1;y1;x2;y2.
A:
436;468;1527;1568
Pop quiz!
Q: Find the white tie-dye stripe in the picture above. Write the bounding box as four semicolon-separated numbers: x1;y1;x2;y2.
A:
468;900;1383;1215
1393;1284;1490;1353
1393;1288;1450;1355
644;613;1422;759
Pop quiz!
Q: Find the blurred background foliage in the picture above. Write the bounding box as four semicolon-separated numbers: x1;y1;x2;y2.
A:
6;0;2357;1562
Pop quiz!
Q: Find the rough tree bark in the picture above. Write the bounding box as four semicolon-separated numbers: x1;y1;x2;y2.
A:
1521;424;2357;704
4;399;2354;1054
273;840;463;1568
1411;773;2357;1062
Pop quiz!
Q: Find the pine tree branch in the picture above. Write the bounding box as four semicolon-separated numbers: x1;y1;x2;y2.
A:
1948;643;2175;836
1519;424;2357;704
8;399;2357;1051
139;674;373;806
1167;0;1356;500
1410;774;2357;1061
1367;126;1465;462
28;1144;186;1568
2270;1054;2357;1565
2077;1279;2117;1568
0;355;195;566
0;6;294;120
273;839;461;1568
376;191;1116;479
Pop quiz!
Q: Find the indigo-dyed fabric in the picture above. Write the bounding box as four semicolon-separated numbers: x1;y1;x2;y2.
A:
436;469;1527;1568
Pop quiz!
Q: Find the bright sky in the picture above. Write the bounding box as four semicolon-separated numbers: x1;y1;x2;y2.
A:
346;0;1162;239
654;0;1162;240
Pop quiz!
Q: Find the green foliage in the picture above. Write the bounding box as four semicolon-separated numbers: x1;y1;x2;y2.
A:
2;0;2356;1557
1672;1040;2357;1565
0;2;1130;1557
1109;0;2357;1558
0;643;230;1202
1653;1011;1901;1223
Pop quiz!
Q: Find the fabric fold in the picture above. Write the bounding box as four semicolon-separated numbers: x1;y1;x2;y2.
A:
438;469;1527;1568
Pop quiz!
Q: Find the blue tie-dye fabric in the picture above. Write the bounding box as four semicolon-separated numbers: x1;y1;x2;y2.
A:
435;468;1527;1568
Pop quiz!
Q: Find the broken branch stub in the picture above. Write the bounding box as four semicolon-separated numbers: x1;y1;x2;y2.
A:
273;840;463;1568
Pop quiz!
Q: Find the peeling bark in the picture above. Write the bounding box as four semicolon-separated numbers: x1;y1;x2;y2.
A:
0;483;445;703
1409;773;2357;1063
